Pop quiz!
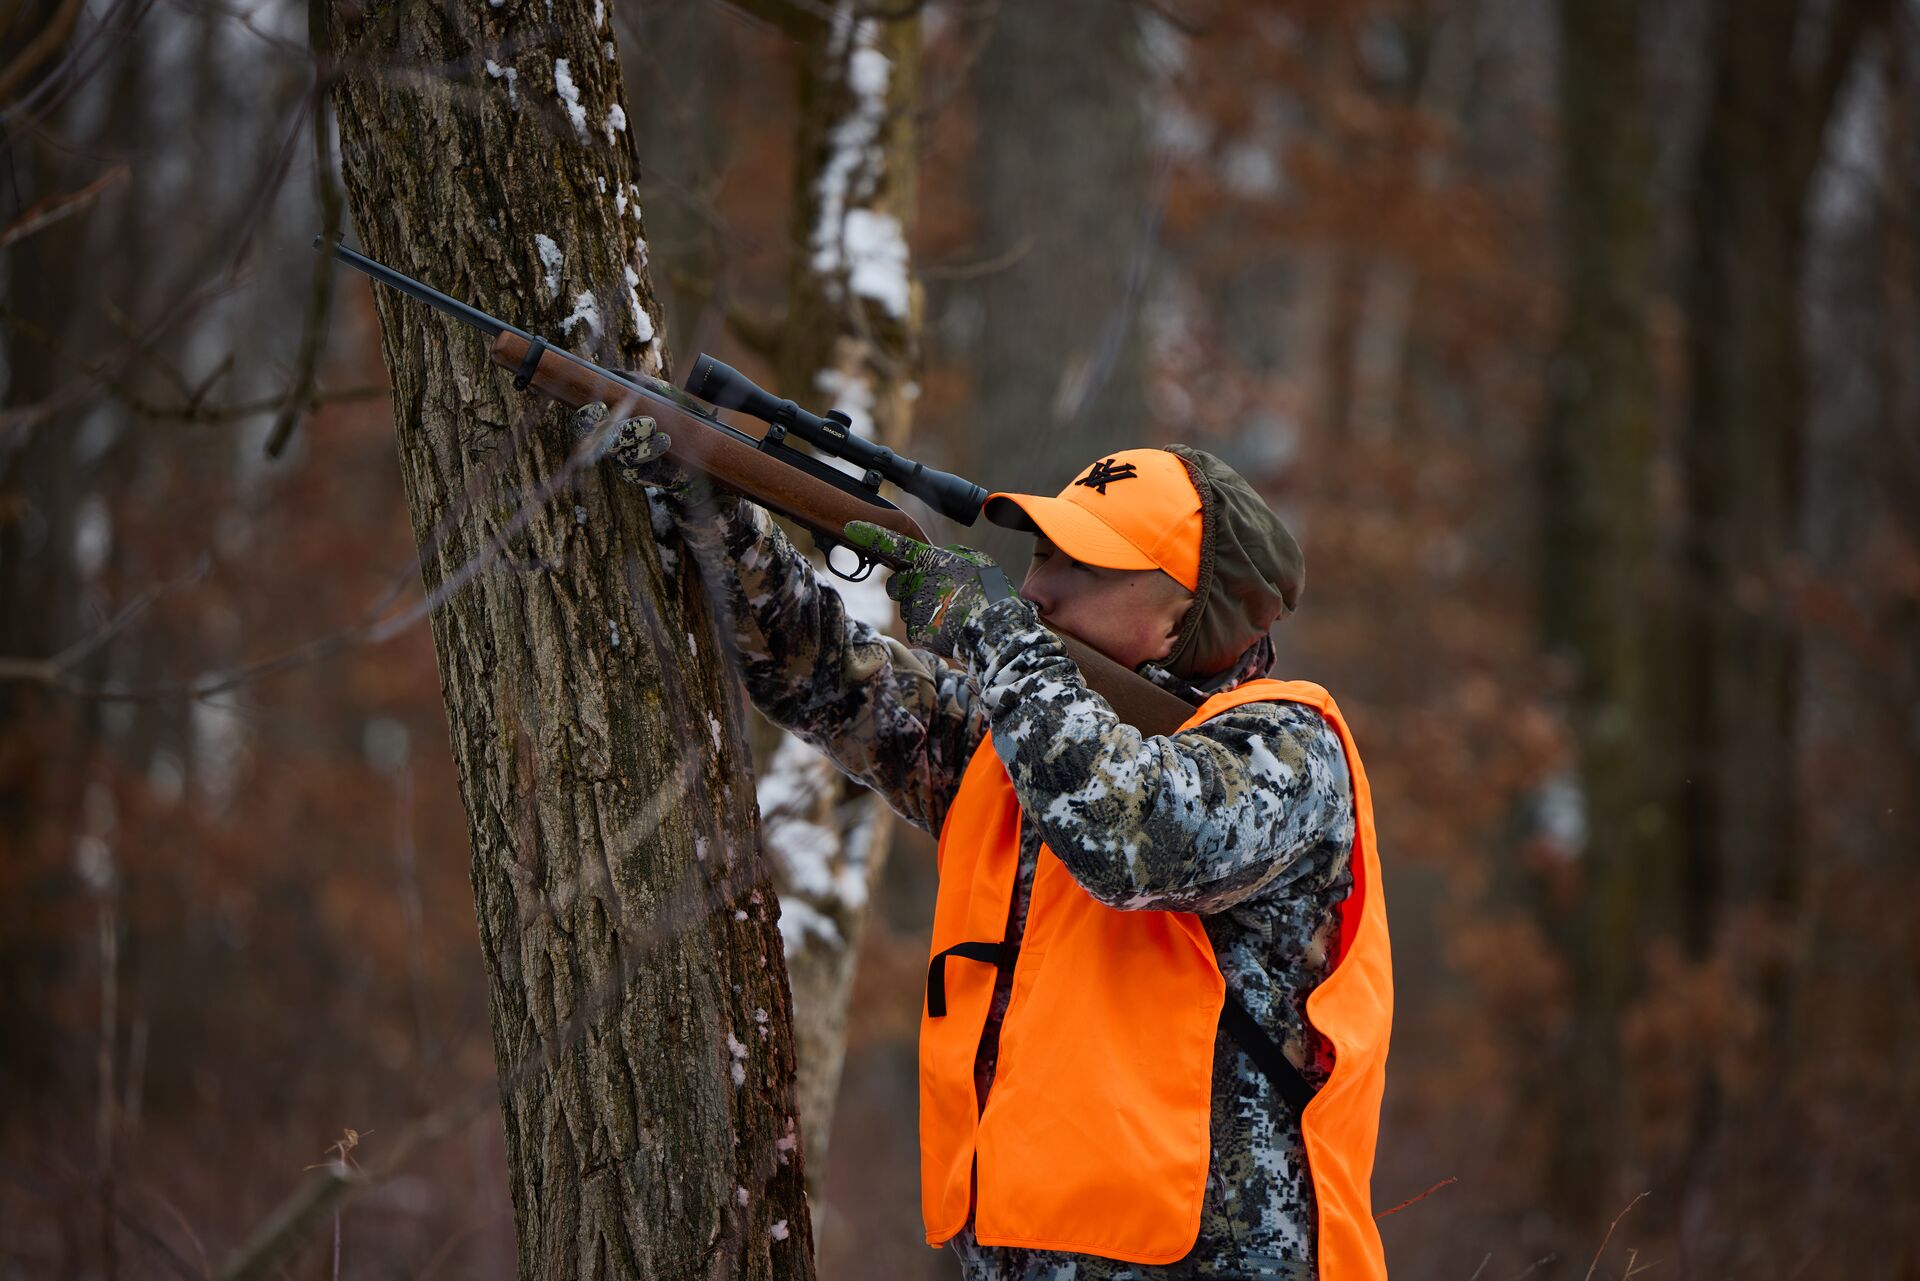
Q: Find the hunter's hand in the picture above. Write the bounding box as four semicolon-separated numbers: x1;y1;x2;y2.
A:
571;402;690;496
843;522;1016;658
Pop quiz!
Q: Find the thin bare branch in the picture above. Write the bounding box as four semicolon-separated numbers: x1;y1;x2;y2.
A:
153;0;308;59
1373;1174;1458;1219
0;162;128;251
50;557;211;670
122;384;389;425
264;2;347;458
0;307;384;434
0;406;615;703
914;232;1033;281
0;0;162;150
0;0;90;102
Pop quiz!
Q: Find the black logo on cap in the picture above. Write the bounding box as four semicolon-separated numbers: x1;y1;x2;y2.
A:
1074;458;1138;495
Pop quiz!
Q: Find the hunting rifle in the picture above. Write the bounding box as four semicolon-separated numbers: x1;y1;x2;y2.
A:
316;237;1198;736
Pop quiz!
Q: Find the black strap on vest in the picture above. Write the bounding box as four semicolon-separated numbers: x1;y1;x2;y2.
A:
1220;988;1318;1115
925;939;1016;1018
512;335;548;390
923;939;1317;1115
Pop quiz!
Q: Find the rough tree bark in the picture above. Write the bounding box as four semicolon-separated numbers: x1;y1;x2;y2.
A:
323;2;815;1275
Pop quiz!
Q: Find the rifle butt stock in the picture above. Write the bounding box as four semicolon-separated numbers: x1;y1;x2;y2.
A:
1050;630;1197;738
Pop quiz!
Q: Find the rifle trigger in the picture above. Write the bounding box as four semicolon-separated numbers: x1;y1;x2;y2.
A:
821;543;877;583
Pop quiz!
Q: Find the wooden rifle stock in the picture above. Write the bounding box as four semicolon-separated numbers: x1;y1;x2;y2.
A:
490;332;928;546
490;332;1199;737
1048;630;1197;738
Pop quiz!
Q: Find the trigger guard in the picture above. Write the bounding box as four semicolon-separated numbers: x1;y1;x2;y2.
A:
823;544;878;583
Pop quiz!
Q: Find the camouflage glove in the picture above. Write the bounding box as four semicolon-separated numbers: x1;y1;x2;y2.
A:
570;401;691;498
843;521;1017;659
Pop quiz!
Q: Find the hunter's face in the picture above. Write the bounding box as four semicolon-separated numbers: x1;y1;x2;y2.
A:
1020;535;1193;670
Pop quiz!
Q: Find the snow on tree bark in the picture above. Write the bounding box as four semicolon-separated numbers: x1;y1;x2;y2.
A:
762;3;922;1202
322;2;815;1276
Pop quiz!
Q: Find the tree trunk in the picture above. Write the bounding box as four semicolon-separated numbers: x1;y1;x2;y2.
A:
1681;0;1884;998
0;0;109;1097
625;0;730;370
1540;0;1667;1224
1679;0;1806;951
323;2;814;1275
1878;10;1920;859
951;0;1151;566
1665;0;1886;1250
758;5;922;1203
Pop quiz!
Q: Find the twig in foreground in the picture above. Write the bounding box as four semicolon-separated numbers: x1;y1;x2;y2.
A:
1374;1174;1457;1219
1583;1191;1649;1281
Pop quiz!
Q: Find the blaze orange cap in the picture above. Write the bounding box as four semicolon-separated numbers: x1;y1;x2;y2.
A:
981;448;1204;592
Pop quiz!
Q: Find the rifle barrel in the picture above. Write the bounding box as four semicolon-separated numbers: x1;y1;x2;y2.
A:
317;237;536;344
315;236;691;416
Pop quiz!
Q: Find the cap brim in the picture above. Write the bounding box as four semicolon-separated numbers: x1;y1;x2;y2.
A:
982;493;1161;572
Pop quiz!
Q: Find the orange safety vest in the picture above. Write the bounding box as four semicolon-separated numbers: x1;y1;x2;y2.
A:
920;679;1392;1276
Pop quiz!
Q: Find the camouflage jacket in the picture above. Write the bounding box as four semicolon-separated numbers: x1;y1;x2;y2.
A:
669;492;1357;1280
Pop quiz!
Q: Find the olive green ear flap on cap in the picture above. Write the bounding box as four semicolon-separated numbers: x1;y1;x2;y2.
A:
1158;445;1305;682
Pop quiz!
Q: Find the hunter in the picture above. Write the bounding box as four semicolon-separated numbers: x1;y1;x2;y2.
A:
575;403;1393;1281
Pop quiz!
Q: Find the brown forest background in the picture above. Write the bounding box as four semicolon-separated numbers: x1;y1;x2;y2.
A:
4;0;1919;1277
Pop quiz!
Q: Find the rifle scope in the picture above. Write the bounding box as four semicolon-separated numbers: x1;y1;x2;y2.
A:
685;354;987;527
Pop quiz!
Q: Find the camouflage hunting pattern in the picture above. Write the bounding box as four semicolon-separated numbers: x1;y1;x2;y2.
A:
664;490;1356;1280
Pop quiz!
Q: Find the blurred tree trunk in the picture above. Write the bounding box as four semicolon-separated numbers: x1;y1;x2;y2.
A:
746;3;922;1203
1680;0;1887;987
626;1;728;369
324;1;814;1275
0;0;106;1096
955;0;1150;565
1876;27;1920;1150
1541;0;1665;1224
1879;11;1920;860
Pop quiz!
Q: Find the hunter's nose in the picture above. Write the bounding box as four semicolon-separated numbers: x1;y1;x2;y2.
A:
1019;558;1065;617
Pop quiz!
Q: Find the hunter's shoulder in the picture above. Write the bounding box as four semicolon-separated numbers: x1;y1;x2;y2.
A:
1188;695;1356;882
1183;696;1349;778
